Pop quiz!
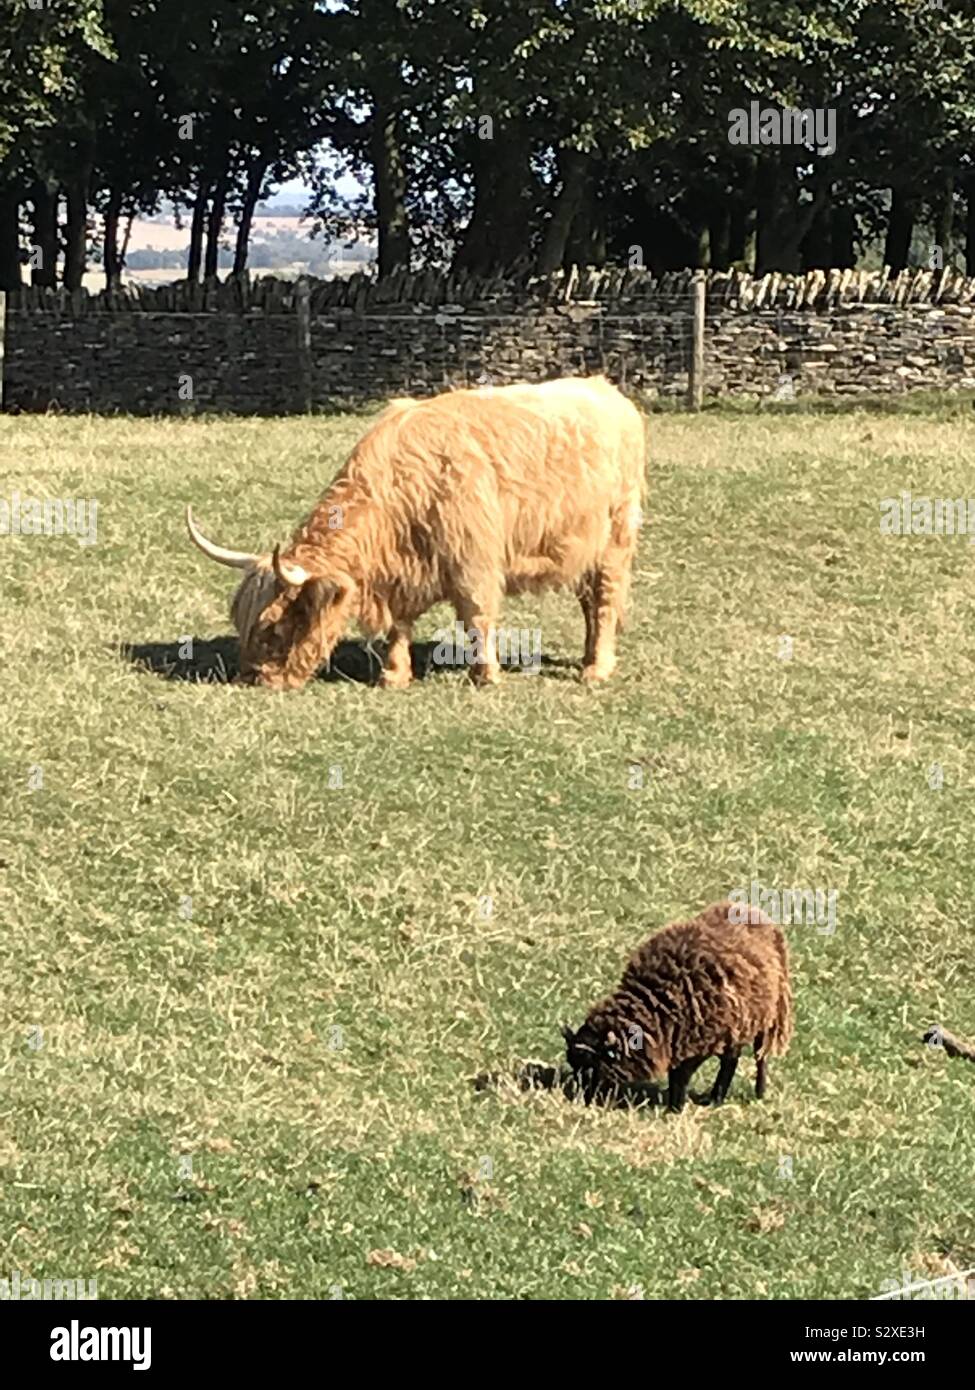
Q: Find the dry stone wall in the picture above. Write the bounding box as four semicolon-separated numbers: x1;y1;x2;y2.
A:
5;266;975;413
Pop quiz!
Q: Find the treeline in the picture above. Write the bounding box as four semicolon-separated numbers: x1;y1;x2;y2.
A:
125;230;371;275
3;1;975;291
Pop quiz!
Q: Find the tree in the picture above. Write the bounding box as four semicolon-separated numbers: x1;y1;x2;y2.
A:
0;0;111;288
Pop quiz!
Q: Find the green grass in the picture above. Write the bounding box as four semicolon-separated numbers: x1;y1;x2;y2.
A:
1;404;974;1300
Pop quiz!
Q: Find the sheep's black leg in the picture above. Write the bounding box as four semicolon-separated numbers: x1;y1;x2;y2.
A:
667;1057;702;1112
709;1050;739;1104
754;1034;767;1099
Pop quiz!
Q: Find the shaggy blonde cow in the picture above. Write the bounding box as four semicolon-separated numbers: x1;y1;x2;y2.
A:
186;375;646;690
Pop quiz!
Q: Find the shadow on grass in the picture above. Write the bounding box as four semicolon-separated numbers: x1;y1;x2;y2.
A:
472;1061;723;1111
119;636;579;685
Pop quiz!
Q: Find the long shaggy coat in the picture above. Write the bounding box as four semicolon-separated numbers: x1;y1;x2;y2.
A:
186;376;646;689
564;900;793;1110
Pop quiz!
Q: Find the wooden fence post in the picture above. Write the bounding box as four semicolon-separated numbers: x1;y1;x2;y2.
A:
0;290;6;411
688;271;706;411
296;276;312;413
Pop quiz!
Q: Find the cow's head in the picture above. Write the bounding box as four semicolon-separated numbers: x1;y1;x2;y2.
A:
185;506;353;689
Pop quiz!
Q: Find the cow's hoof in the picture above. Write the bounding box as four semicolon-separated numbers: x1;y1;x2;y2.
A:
379;670;412;690
581;662;615;684
470;666;502;687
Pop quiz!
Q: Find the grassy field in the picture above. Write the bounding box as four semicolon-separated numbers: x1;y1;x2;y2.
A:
1;402;974;1301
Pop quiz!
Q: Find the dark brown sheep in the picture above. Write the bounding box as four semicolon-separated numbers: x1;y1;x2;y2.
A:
563;900;793;1111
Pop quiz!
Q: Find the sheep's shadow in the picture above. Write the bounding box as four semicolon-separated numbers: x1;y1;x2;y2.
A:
473;1061;730;1110
119;636;577;685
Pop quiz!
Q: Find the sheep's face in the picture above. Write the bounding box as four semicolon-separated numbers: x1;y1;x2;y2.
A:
562;1016;653;1096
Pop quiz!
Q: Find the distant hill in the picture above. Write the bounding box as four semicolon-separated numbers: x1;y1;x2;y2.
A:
83;212;376;291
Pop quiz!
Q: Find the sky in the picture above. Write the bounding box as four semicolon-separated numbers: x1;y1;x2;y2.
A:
265;172;364;209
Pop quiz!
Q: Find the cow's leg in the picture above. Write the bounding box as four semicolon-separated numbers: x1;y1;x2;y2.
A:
380;623;413;689
578;574;597;668
454;593;502;686
581;566;622;683
581;505;639;685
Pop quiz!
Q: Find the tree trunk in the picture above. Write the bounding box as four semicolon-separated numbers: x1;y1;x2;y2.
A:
755;157;800;273
801;198;833;269
708;202;731;272
728;199;753;269
120;211;134;271
565;166;607;267
966;178;975;276
755;155;824;274
934;172;954;265
29;179;58;287
884;187;917;271
452;127;536;275
830;206;856;268
187;179;209;282
204;163;229;279
233;156;269;275
0;183;21;290
587;193;608;267
536;148;588;274
103;186;123;291
370;99;410;278
63;172;91;290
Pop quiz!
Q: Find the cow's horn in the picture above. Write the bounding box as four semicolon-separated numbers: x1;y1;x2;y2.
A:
185;506;260;569
272;546;311;586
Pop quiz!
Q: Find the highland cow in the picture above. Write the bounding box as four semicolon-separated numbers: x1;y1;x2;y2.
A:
185;376;645;690
563;901;793;1111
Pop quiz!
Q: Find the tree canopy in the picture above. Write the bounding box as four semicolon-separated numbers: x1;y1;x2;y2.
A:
3;0;975;289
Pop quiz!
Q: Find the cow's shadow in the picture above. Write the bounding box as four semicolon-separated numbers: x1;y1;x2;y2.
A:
119;636;577;685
